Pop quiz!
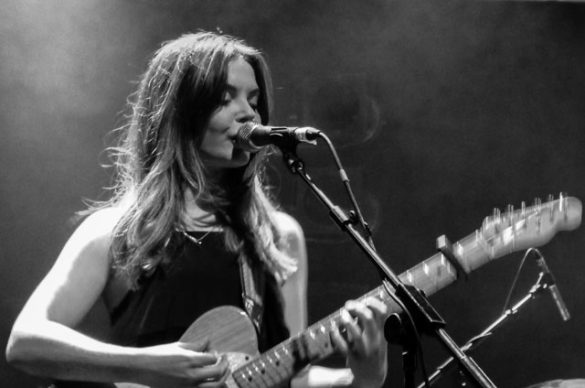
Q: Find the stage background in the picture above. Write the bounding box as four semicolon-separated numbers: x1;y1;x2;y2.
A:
1;1;584;387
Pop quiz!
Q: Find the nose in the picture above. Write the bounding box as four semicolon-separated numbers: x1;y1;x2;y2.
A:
235;99;258;124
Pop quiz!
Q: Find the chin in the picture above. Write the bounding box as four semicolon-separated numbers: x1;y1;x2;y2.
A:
231;151;251;167
202;149;251;169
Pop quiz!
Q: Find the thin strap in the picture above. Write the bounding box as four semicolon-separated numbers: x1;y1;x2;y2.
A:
239;254;265;334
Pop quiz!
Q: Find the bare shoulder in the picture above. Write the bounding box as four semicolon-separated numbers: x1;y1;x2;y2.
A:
51;206;125;283
13;207;126;327
75;207;123;242
62;207;126;261
272;211;304;242
272;211;307;274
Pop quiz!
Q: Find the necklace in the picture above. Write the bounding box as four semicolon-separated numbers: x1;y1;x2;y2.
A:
179;229;215;246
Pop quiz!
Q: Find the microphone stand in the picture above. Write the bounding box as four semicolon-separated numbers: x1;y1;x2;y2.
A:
416;271;551;388
278;145;497;388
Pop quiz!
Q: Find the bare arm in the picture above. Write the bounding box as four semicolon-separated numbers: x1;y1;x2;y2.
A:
6;209;129;380
276;211;308;336
5;209;227;386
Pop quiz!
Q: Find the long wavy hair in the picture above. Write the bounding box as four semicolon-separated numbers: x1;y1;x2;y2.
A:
96;32;296;288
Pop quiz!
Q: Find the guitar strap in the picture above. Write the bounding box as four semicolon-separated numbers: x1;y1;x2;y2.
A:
239;254;265;334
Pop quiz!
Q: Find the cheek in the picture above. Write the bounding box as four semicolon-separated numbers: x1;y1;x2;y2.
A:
200;114;227;153
200;131;232;156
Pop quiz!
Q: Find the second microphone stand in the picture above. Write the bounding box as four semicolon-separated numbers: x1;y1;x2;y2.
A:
417;270;552;387
279;145;497;388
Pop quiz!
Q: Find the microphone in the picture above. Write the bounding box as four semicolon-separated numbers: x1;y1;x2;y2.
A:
234;122;321;152
533;249;571;321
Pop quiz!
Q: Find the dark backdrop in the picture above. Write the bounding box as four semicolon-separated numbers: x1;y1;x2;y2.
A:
2;1;585;387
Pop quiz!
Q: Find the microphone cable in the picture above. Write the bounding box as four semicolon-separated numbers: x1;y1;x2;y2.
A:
500;248;536;315
316;132;375;245
317;131;432;387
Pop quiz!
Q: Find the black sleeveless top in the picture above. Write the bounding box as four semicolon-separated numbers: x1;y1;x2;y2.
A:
109;231;290;353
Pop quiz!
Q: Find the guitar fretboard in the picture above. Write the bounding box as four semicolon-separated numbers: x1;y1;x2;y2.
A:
231;237;487;388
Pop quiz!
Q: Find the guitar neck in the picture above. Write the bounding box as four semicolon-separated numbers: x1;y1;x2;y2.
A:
231;196;582;387
231;236;475;388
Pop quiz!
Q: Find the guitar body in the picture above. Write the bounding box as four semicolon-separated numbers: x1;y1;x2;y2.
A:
117;306;259;388
52;306;259;388
180;305;259;357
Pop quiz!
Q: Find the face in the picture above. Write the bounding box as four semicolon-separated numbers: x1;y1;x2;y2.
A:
199;57;261;169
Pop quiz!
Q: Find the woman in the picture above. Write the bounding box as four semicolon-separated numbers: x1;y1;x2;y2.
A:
6;32;388;387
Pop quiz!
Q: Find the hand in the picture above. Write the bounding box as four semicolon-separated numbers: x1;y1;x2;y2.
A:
136;339;230;387
330;298;388;388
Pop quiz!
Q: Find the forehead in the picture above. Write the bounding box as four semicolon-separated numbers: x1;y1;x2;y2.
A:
226;57;259;90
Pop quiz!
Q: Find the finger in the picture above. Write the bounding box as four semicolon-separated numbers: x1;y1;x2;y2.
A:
198;382;226;388
329;321;350;356
191;354;230;382
178;340;219;367
188;352;219;368
198;380;228;388
197;375;228;388
347;298;388;335
364;297;389;323
179;337;210;352
197;366;230;388
344;301;374;335
340;308;362;337
340;308;366;355
213;363;231;387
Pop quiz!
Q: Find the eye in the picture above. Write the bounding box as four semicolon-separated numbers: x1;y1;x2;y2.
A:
248;96;259;110
221;91;234;106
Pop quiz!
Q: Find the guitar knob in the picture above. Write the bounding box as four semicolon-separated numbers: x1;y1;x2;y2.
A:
547;194;555;219
531;198;543;231
559;192;567;213
506;204;514;226
492;207;501;231
533;197;542;209
492;207;501;219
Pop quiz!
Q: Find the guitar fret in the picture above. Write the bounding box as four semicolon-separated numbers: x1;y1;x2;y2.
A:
406;270;414;285
251;363;269;388
262;352;285;384
236;359;278;388
258;360;278;386
272;344;294;376
235;347;280;388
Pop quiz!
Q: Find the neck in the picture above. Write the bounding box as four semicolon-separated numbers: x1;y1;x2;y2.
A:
181;190;218;231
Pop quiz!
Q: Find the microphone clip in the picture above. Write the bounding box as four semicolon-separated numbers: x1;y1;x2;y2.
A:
530;249;571;321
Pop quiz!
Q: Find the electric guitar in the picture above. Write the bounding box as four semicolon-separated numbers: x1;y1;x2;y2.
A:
57;196;582;388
